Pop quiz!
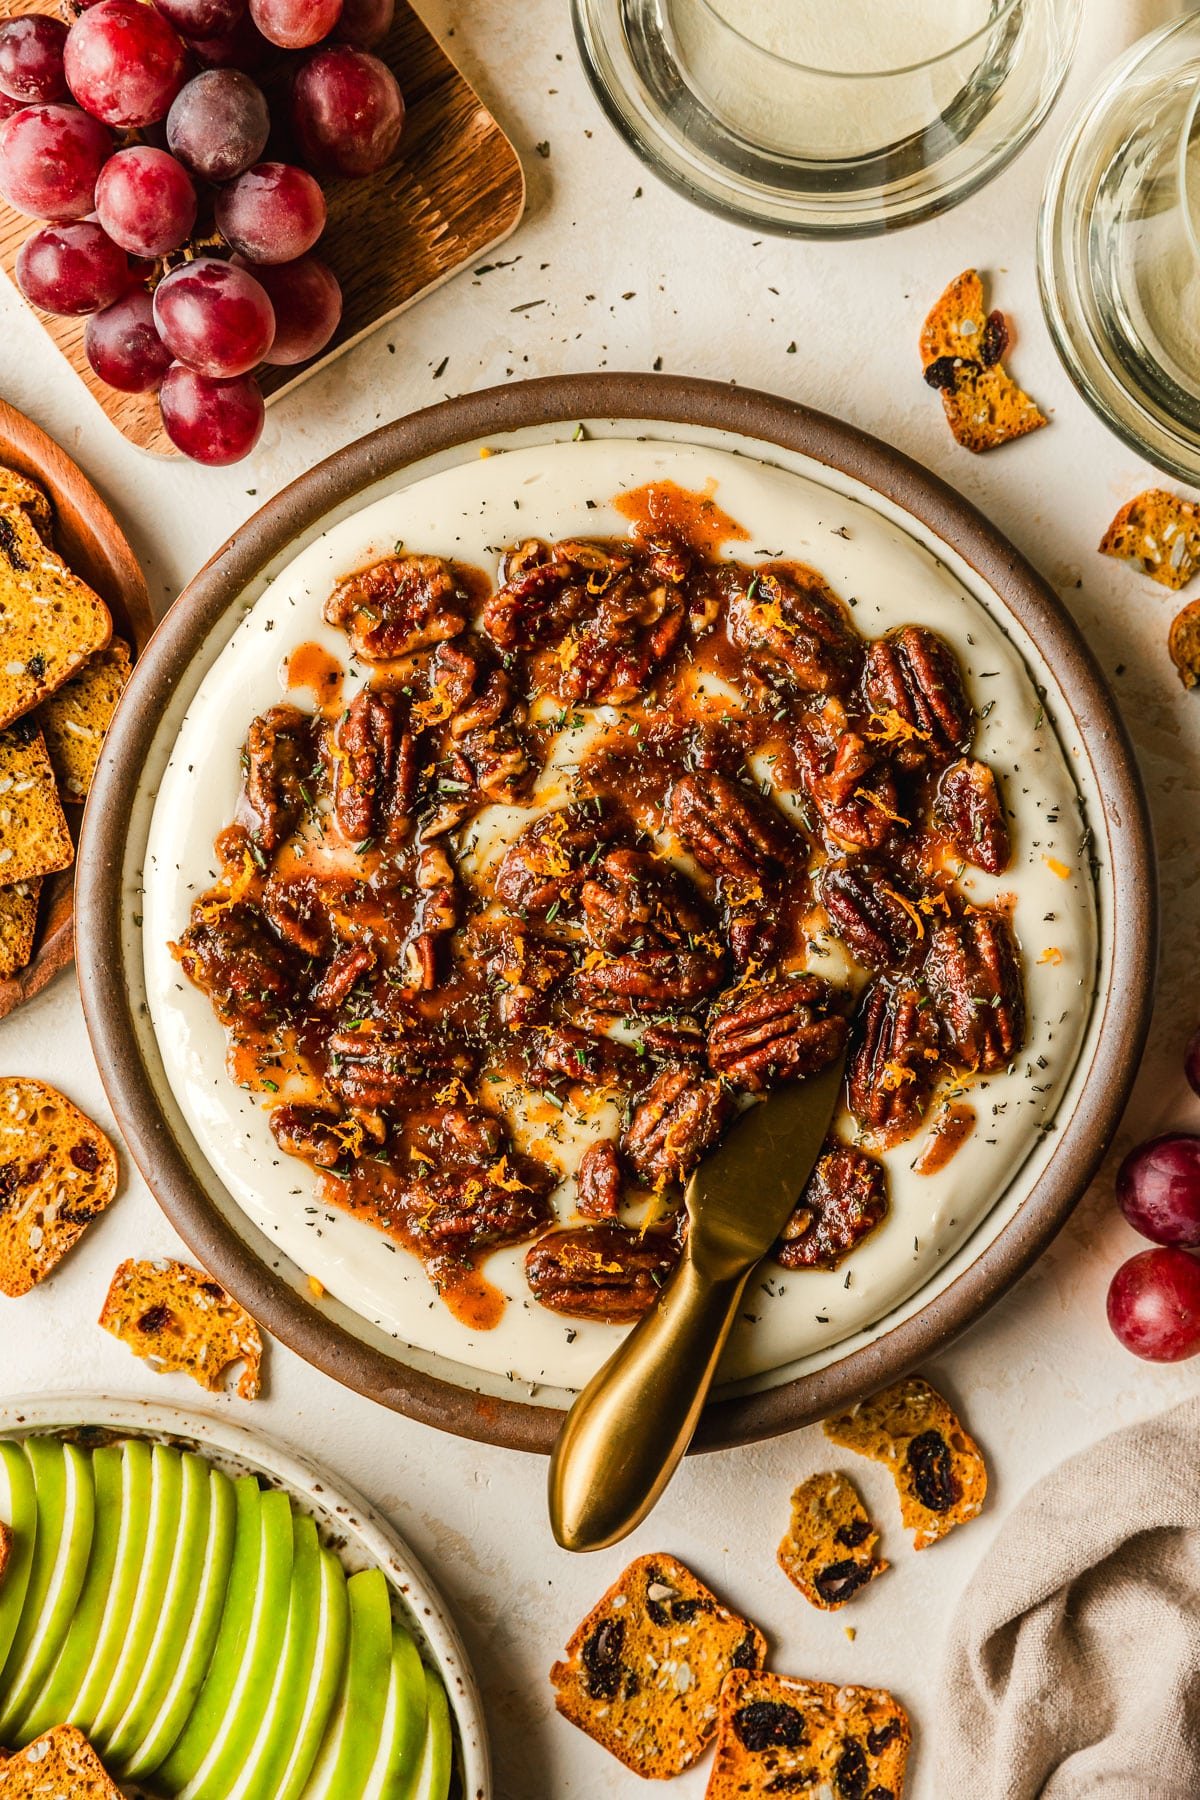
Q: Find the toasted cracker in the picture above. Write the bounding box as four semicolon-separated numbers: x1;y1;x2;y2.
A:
0;469;52;543
823;1376;986;1550
921;268;1047;453
0;723;73;884
0;1725;123;1797
705;1669;910;1800
0;502;111;729
551;1552;766;1778
100;1257;264;1400
1100;490;1200;591
0;1079;118;1297
0;878;40;979
37;637;131;803
778;1471;888;1610
1169;597;1200;688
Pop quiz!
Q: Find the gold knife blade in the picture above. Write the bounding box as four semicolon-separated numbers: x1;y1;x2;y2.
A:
548;1048;847;1552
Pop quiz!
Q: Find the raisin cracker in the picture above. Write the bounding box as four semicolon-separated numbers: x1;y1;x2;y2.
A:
1100;489;1200;591
0;1078;118;1297
823;1376;987;1550
550;1551;766;1778
705;1669;910;1800
920;269;1047;453
778;1471;888;1609
1169;597;1200;690
99;1257;264;1399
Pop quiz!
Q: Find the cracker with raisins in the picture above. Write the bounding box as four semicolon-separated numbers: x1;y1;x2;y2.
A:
706;1669;910;1800
0;723;73;886
778;1471;888;1610
0;503;111;728
0;877;40;979
37;636;132;803
920;269;1047;453
0;1725;124;1798
0;1078;118;1297
823;1376;986;1550
0;469;53;543
1100;489;1200;591
1170;597;1200;688
550;1551;766;1778
99;1258;264;1400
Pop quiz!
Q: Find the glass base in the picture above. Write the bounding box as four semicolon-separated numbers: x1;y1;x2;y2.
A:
573;0;1081;238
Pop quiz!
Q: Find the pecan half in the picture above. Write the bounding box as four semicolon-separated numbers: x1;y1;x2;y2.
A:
925;908;1024;1072
175;902;298;1027
577;1140;622;1219
268;1103;367;1168
262;872;353;959
493;799;623;920
462;918;572;1027
326;1018;471;1111
794;720;902;852
324;552;466;661
934;758;1011;874
397;1112;555;1258
641;1019;707;1064
574;945;725;1014
670;769;797;881
329;687;416;846
620;1068;734;1185
243;704;314;852
525;1224;679;1323
847;980;941;1141
776;1144;888;1270
580;848;710;953
707;976;847;1092
819;862;925;971
528;1024;631;1089
727;565;860;694
431;640;533;804
863;626;973;765
311;943;377;1011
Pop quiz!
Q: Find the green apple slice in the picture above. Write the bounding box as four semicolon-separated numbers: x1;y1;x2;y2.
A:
0;1438;95;1740
104;1448;212;1771
124;1465;237;1781
411;1667;453;1800
0;1440;38;1677
16;1443;126;1742
162;1480;294;1798
69;1436;153;1735
89;1441;182;1754
368;1626;427;1800
274;1547;350;1800
299;1568;394;1799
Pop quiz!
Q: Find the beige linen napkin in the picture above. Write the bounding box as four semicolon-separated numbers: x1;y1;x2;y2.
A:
936;1395;1200;1798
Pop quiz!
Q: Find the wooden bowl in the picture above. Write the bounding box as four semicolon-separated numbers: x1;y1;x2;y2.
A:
0;398;153;1018
76;374;1157;1450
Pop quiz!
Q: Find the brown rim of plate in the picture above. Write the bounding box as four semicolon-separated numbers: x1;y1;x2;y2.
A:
75;373;1158;1454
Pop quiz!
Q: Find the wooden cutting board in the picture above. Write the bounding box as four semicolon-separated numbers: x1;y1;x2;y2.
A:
0;1;525;455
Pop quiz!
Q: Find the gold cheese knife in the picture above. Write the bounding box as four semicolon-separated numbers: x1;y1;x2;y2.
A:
548;1048;848;1551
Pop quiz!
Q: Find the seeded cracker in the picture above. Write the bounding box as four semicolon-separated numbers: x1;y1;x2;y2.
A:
920;269;1047;453
705;1669;910;1800
0;469;53;543
1169;597;1200;688
0;1079;117;1297
37;637;131;802
550;1552;766;1778
100;1257;264;1399
823;1376;987;1550
0;502;111;729
778;1471;888;1609
0;722;73;885
1100;490;1200;591
0;879;40;980
0;1725;124;1798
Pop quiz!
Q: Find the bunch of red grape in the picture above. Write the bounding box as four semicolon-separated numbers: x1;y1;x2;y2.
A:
1106;1031;1200;1361
0;0;403;464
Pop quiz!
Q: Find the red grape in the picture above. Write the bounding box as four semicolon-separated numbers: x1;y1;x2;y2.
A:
0;16;70;105
334;0;394;49
183;14;269;70
0;103;111;220
64;0;188;128
1116;1133;1200;1246
159;362;264;463
16;220;128;315
166;68;269;180
291;46;403;177
86;289;173;390
249;0;341;50
240;251;341;363
1107;1247;1200;1360
216;161;325;263
154;256;275;377
95;145;196;258
153;0;246;36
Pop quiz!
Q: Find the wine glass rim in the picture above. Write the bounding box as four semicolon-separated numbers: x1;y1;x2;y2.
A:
686;0;1023;80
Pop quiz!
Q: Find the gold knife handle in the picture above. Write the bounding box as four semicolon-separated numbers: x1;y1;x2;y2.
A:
548;1234;754;1552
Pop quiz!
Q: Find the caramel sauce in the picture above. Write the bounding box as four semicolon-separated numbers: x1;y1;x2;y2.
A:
915;1103;976;1174
614;477;750;556
284;641;344;716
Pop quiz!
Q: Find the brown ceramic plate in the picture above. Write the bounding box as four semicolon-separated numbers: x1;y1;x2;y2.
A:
0;398;153;1019
76;374;1156;1451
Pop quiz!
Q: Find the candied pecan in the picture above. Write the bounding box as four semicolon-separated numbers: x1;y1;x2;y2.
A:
574;945;725;1014
261;872;350;959
324;552;466;661
794;721;902;853
670;769;797;881
407;841;459;989
494;799;623;920
925;908;1024;1072
529;1024;631;1089
707;976;847;1092
269;1103;354;1168
409;1160;555;1262
329;687;416;846
727;565;860;694
326;1018;471;1111
641;1019;707;1064
311;943;377;1011
847;980;940;1141
462;918;572;1027
621;1068;734;1185
776;1144;888;1271
934;758;1011;874
525;1224;679;1323
819;862;924;970
243;704;314;852
482;539;580;649
175;902;298;1026
577;1139;622;1219
580;848;710;953
863;626;973;765
431;640;533;803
